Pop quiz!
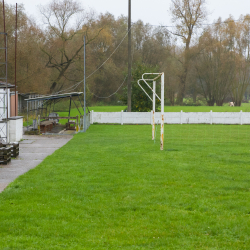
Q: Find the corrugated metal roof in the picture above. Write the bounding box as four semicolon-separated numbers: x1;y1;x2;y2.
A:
25;92;83;102
0;81;15;88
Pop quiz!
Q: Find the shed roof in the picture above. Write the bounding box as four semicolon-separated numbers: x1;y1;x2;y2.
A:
25;92;83;102
0;81;15;88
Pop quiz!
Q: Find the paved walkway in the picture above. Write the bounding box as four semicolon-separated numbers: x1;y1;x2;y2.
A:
0;135;73;193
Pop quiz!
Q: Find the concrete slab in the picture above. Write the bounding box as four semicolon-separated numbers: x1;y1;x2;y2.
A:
0;134;73;193
20;140;36;144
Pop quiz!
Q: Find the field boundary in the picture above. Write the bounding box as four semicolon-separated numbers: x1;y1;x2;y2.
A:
90;110;250;125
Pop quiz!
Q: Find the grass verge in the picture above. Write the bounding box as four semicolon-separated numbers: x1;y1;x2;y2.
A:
1;125;249;249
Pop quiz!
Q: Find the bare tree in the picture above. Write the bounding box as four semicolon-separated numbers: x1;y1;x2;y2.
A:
195;27;236;106
170;0;207;104
40;0;102;93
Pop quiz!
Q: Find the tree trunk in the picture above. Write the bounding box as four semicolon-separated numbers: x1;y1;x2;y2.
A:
235;100;242;106
215;100;224;106
192;91;197;103
207;99;215;106
169;91;175;106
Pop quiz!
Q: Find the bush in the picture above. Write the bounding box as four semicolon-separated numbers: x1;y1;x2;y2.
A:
120;62;160;112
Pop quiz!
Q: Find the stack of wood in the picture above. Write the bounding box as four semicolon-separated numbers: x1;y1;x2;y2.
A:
10;142;19;158
0;142;20;164
0;146;11;165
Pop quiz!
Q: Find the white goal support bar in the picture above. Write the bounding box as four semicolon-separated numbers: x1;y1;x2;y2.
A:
137;73;164;150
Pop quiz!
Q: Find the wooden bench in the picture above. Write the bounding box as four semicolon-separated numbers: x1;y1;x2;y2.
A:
40;121;54;133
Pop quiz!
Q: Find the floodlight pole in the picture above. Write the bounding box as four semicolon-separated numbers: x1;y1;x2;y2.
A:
84;35;86;132
152;81;156;140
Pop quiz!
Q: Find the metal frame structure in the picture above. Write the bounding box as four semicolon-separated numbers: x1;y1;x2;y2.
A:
25;92;86;132
0;32;8;142
138;73;164;150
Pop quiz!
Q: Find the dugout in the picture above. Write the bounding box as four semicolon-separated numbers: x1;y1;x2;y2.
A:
25;92;89;134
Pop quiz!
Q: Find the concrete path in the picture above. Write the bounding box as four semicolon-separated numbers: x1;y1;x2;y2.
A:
0;135;73;193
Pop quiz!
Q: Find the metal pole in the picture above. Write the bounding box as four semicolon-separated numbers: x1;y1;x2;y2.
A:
38;115;40;134
84;36;86;132
68;97;72;123
27;101;28;132
72;98;82;116
3;0;6;68
15;3;17;116
127;0;132;112
6;34;8;121
160;73;164;150
152;81;156;140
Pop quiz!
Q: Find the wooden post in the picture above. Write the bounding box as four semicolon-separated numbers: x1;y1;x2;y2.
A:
76;115;79;132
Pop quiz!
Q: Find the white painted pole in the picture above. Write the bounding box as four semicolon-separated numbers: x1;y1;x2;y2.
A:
152;81;156;140
160;73;164;150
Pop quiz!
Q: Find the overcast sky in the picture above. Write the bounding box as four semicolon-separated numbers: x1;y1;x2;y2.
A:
5;0;250;26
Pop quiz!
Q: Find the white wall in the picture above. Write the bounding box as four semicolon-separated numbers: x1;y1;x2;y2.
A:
90;110;250;125
9;117;23;142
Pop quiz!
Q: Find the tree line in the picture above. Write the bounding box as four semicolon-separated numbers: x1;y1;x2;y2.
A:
0;0;250;107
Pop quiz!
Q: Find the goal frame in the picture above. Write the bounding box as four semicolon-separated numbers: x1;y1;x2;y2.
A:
137;73;164;150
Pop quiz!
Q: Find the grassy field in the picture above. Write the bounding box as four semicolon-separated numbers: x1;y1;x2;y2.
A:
0;125;250;249
164;103;250;112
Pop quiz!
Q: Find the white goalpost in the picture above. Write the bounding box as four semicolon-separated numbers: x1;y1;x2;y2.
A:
137;73;164;150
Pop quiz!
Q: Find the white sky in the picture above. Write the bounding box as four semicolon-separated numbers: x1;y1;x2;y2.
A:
5;0;250;26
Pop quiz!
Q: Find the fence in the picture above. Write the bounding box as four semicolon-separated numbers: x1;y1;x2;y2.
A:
90;110;250;125
80;113;90;132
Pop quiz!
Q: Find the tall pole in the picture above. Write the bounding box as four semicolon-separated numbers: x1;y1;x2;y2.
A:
152;81;156;140
160;73;164;151
3;1;7;120
84;36;86;132
127;0;132;112
15;3;17;116
3;0;6;98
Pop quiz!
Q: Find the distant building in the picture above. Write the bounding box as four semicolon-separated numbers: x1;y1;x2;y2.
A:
0;81;22;142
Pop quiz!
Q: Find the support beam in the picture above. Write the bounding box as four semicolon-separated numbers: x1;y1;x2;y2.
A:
68;97;72;123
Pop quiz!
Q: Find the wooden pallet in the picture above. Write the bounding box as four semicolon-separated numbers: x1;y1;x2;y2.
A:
0;142;19;158
11;142;19;158
0;147;12;165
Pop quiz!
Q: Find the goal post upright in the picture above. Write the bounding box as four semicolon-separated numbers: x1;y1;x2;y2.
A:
160;73;164;151
138;72;164;150
152;81;156;140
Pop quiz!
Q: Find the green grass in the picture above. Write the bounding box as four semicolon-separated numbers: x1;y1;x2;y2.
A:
0;125;250;249
164;103;250;112
57;106;126;124
58;103;250;117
